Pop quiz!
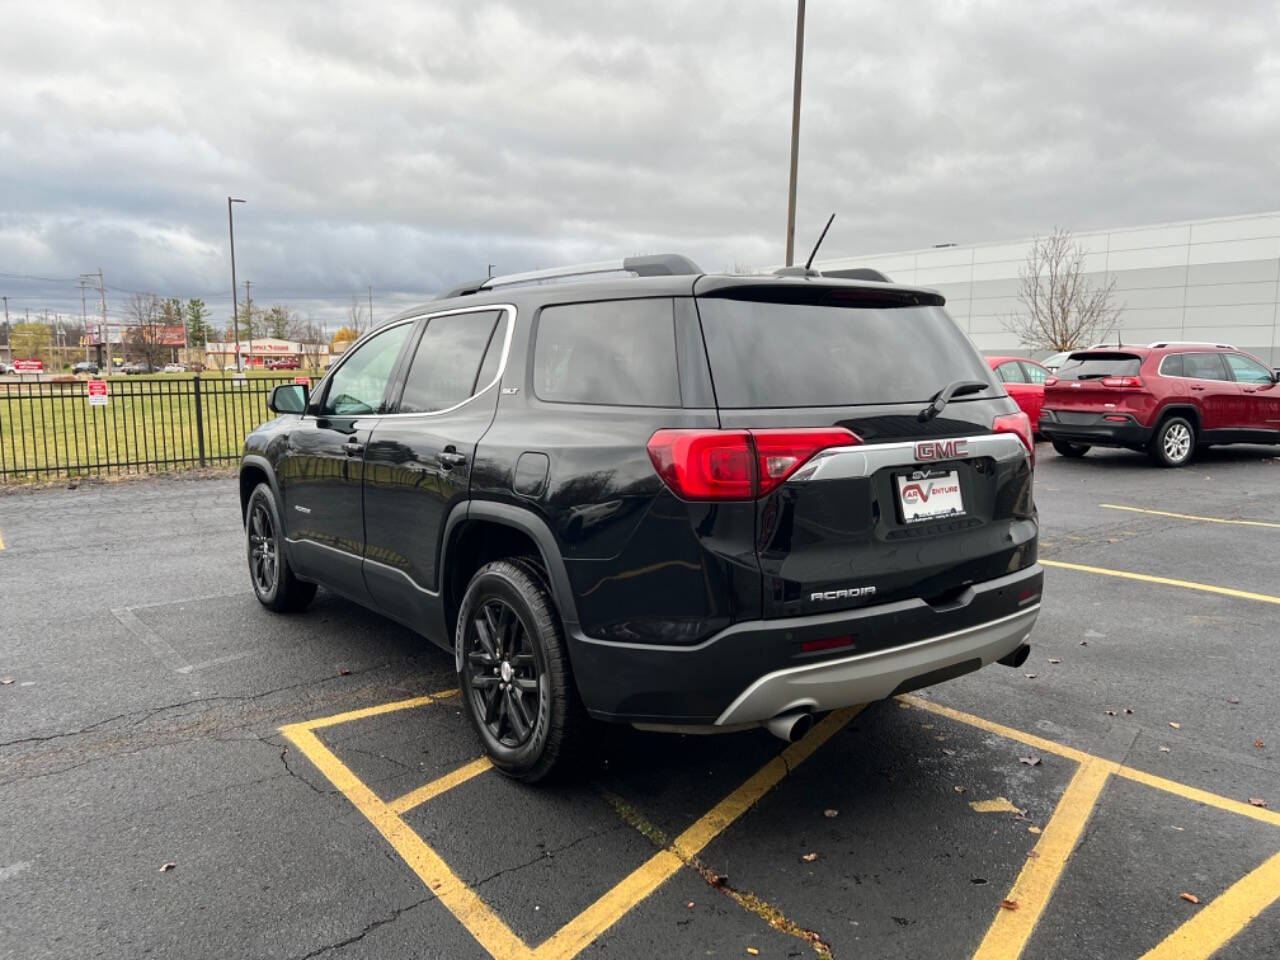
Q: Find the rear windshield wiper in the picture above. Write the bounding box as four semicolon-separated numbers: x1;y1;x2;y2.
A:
918;379;990;422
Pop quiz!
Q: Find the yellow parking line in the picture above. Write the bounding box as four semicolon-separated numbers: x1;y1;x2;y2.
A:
1100;503;1280;529
532;706;862;960
1041;559;1280;606
301;690;456;730
0;529;5;550
280;721;534;960
389;757;493;815
1139;849;1280;960
973;758;1115;960
1114;764;1280;829
900;695;1092;763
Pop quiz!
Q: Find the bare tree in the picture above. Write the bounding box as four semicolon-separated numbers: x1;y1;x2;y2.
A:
123;292;174;369
1004;228;1122;352
295;319;327;371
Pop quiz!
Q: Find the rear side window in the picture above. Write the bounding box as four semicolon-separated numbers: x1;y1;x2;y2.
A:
1183;352;1231;381
995;361;1027;384
1021;362;1049;384
1159;353;1184;377
398;311;501;414
695;299;992;408
1055;353;1142;381
534;299;679;406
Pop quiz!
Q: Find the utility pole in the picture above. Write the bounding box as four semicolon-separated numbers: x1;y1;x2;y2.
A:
228;197;246;371
784;0;806;267
78;278;89;362
82;269;107;367
368;284;374;329
243;280;253;365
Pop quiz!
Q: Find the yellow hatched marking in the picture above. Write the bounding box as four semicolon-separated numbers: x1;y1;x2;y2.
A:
279;721;533;960
1041;559;1280;606
1100;503;1280;529
389;757;493;815
532;706;861;960
1139;849;1280;960
972;758;1115;960
1114;764;1280;829
299;690;456;730
900;695;1092;763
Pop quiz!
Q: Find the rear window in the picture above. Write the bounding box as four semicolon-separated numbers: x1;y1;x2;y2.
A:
695;299;993;408
534;299;679;406
1055;352;1142;380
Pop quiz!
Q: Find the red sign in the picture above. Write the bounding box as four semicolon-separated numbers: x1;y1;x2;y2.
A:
87;379;109;406
294;376;311;386
14;358;43;373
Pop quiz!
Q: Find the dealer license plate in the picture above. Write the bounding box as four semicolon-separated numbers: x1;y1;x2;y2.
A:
896;469;965;523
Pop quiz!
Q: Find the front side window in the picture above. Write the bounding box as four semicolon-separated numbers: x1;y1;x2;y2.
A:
398;311;502;414
534;299;679;406
1183;352;1232;381
320;324;412;416
1021;362;1049;384
1224;353;1274;384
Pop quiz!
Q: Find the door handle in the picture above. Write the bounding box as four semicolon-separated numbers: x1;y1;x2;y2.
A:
343;440;364;457
1190;384;1206;391
438;450;468;469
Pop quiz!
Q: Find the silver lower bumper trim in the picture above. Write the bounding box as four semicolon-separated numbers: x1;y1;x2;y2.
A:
714;605;1040;726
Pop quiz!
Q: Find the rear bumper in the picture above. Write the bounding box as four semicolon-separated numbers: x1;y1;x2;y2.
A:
1040;410;1152;447
568;564;1043;724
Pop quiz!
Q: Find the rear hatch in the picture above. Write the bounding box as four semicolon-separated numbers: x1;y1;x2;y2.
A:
1043;351;1147;420
691;279;1037;620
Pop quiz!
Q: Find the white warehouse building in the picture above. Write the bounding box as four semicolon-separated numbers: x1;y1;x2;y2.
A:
815;210;1280;365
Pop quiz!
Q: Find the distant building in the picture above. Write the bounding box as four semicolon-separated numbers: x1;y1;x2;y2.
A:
815;211;1280;364
204;338;331;369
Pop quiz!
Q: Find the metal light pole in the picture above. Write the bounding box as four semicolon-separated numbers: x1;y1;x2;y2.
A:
228;197;246;371
784;0;806;267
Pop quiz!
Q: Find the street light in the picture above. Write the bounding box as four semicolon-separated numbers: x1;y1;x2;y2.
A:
228;197;246;372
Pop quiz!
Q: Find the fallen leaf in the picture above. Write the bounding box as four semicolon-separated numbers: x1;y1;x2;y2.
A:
1255;740;1265;749
801;852;819;862
158;862;176;873
709;872;727;887
1001;899;1019;911
747;949;760;957
970;797;1023;814
686;901;695;909
1159;746;1171;753
942;748;957;756
1019;755;1042;766
338;667;352;676
1249;798;1267;808
1227;697;1241;705
954;785;967;795
898;702;911;709
1106;710;1117;716
1180;892;1200;904
1048;658;1062;665
920;723;934;730
1024;673;1038;679
823;809;839;818
1028;826;1042;835
1026;848;1040;858
0;677;13;685
1079;640;1088;646
1169;722;1182;730
1124;708;1134;715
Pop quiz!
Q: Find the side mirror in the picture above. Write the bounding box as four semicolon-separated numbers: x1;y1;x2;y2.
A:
269;383;308;414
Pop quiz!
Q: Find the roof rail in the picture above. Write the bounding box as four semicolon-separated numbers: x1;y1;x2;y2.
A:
1146;340;1236;350
479;253;701;292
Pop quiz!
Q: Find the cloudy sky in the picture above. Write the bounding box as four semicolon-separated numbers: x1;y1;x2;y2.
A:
3;0;1279;331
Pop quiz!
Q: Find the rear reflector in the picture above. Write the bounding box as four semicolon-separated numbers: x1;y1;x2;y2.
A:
992;411;1035;467
1104;415;1129;423
800;635;855;653
647;427;859;501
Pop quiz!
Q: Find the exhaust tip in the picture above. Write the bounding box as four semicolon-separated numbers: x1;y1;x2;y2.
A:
997;643;1031;668
765;710;813;743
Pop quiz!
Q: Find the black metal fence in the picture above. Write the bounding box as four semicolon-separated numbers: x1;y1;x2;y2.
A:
0;374;305;481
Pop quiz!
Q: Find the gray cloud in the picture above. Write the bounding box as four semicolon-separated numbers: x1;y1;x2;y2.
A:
2;0;1279;329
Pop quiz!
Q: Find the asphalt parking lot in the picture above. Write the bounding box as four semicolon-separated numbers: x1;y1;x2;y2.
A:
2;444;1278;960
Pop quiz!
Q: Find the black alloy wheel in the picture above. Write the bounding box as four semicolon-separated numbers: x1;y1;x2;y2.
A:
248;500;278;597
465;598;544;748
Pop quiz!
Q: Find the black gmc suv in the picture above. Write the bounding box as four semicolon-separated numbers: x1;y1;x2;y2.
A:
240;255;1041;781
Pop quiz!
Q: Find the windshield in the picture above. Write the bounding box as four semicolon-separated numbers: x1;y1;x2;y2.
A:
696;299;994;408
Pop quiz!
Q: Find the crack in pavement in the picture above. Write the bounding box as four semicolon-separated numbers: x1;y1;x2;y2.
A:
294;895;437;960
470;822;630;891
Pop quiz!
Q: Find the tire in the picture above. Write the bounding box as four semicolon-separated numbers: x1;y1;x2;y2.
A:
1148;416;1196;468
246;482;316;612
456;558;587;783
1051;439;1090;458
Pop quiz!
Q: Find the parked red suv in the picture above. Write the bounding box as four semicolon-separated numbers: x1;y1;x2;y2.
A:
1039;342;1280;467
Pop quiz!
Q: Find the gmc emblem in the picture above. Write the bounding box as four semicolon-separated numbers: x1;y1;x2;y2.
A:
915;439;969;461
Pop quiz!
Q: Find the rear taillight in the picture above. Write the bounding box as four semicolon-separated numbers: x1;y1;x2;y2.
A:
992;411;1035;467
1101;376;1143;388
647;427;859;501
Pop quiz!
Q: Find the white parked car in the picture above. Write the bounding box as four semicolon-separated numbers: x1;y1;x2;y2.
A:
162;363;187;373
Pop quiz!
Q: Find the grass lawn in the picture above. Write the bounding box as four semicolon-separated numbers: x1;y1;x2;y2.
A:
0;372;318;480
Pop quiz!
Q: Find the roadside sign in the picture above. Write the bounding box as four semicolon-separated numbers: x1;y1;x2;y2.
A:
14;358;43;373
294;376;311;386
87;380;109;406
